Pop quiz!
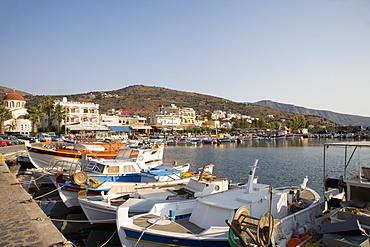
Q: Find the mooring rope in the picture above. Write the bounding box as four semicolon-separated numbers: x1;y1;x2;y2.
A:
33;185;65;200
49;218;116;223
133;216;168;247
100;229;117;247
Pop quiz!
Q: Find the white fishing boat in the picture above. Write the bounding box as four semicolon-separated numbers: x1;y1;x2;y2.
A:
318;142;370;246
25;143;166;188
52;159;192;208
79;166;225;226
116;160;322;247
224;142;370;246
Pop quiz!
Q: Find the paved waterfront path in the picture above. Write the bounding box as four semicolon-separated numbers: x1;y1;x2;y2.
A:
0;151;71;247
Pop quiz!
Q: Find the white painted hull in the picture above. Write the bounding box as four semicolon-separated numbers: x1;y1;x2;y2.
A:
57;178;191;208
117;188;322;247
79;197;117;225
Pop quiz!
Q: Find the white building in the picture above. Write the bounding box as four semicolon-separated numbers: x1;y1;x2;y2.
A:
103;109;152;135
2;91;32;133
55;97;104;132
148;104;196;129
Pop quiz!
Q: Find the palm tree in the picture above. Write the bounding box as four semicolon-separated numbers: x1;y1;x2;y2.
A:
9;117;17;132
0;105;12;135
40;95;55;126
25;107;45;133
52;103;67;132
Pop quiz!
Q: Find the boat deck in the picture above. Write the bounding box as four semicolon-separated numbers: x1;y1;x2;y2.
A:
133;214;205;234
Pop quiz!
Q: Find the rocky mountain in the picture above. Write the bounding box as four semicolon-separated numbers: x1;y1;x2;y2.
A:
253;100;370;127
0;85;350;128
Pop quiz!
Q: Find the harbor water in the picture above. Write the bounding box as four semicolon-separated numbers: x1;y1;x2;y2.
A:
165;138;370;195
27;138;370;246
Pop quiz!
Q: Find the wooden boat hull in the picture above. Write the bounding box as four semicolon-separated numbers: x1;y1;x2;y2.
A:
26;145;117;169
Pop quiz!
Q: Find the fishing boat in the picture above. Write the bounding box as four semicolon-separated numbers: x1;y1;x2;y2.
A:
318;141;370;246
116;160;322;247
25;141;164;169
52;158;192;208
226;141;370;246
202;138;220;145
78;165;222;226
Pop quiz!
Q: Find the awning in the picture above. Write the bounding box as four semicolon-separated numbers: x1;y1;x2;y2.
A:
131;126;152;130
67;126;110;131
109;126;133;132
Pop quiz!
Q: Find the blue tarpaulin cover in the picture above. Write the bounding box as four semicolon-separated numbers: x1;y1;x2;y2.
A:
109;126;133;132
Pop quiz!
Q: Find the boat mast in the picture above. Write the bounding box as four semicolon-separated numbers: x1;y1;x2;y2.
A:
245;159;259;194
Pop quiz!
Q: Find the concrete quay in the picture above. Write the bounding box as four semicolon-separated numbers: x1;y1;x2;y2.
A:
0;147;72;247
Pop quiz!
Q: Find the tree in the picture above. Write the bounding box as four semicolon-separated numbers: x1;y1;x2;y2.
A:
287;115;307;130
258;117;268;129
9;118;17;132
202;111;212;121
232;118;241;129
52;104;67;132
40;95;55;126
0;105;12;135
25;107;45;133
268;121;281;130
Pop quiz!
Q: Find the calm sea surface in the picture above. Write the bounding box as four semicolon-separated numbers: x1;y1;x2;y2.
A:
163;138;370;195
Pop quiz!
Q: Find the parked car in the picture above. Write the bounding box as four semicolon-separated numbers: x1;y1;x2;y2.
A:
51;135;62;141
35;133;47;142
0;137;13;146
14;134;36;143
0;140;7;147
0;135;20;145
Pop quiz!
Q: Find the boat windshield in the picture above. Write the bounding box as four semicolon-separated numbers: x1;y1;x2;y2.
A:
116;149;139;160
83;161;105;173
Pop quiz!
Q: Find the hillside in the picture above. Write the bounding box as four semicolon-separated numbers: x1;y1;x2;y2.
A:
0;86;33;97
253;100;370;127
0;85;338;128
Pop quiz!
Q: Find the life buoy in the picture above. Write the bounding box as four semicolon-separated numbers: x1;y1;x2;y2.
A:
138;155;144;161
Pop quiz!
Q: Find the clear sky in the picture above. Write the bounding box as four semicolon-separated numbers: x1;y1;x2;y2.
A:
1;1;370;116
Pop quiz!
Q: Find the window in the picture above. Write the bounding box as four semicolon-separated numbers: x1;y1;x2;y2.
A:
123;165;136;173
107;166;120;174
115;149;132;159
